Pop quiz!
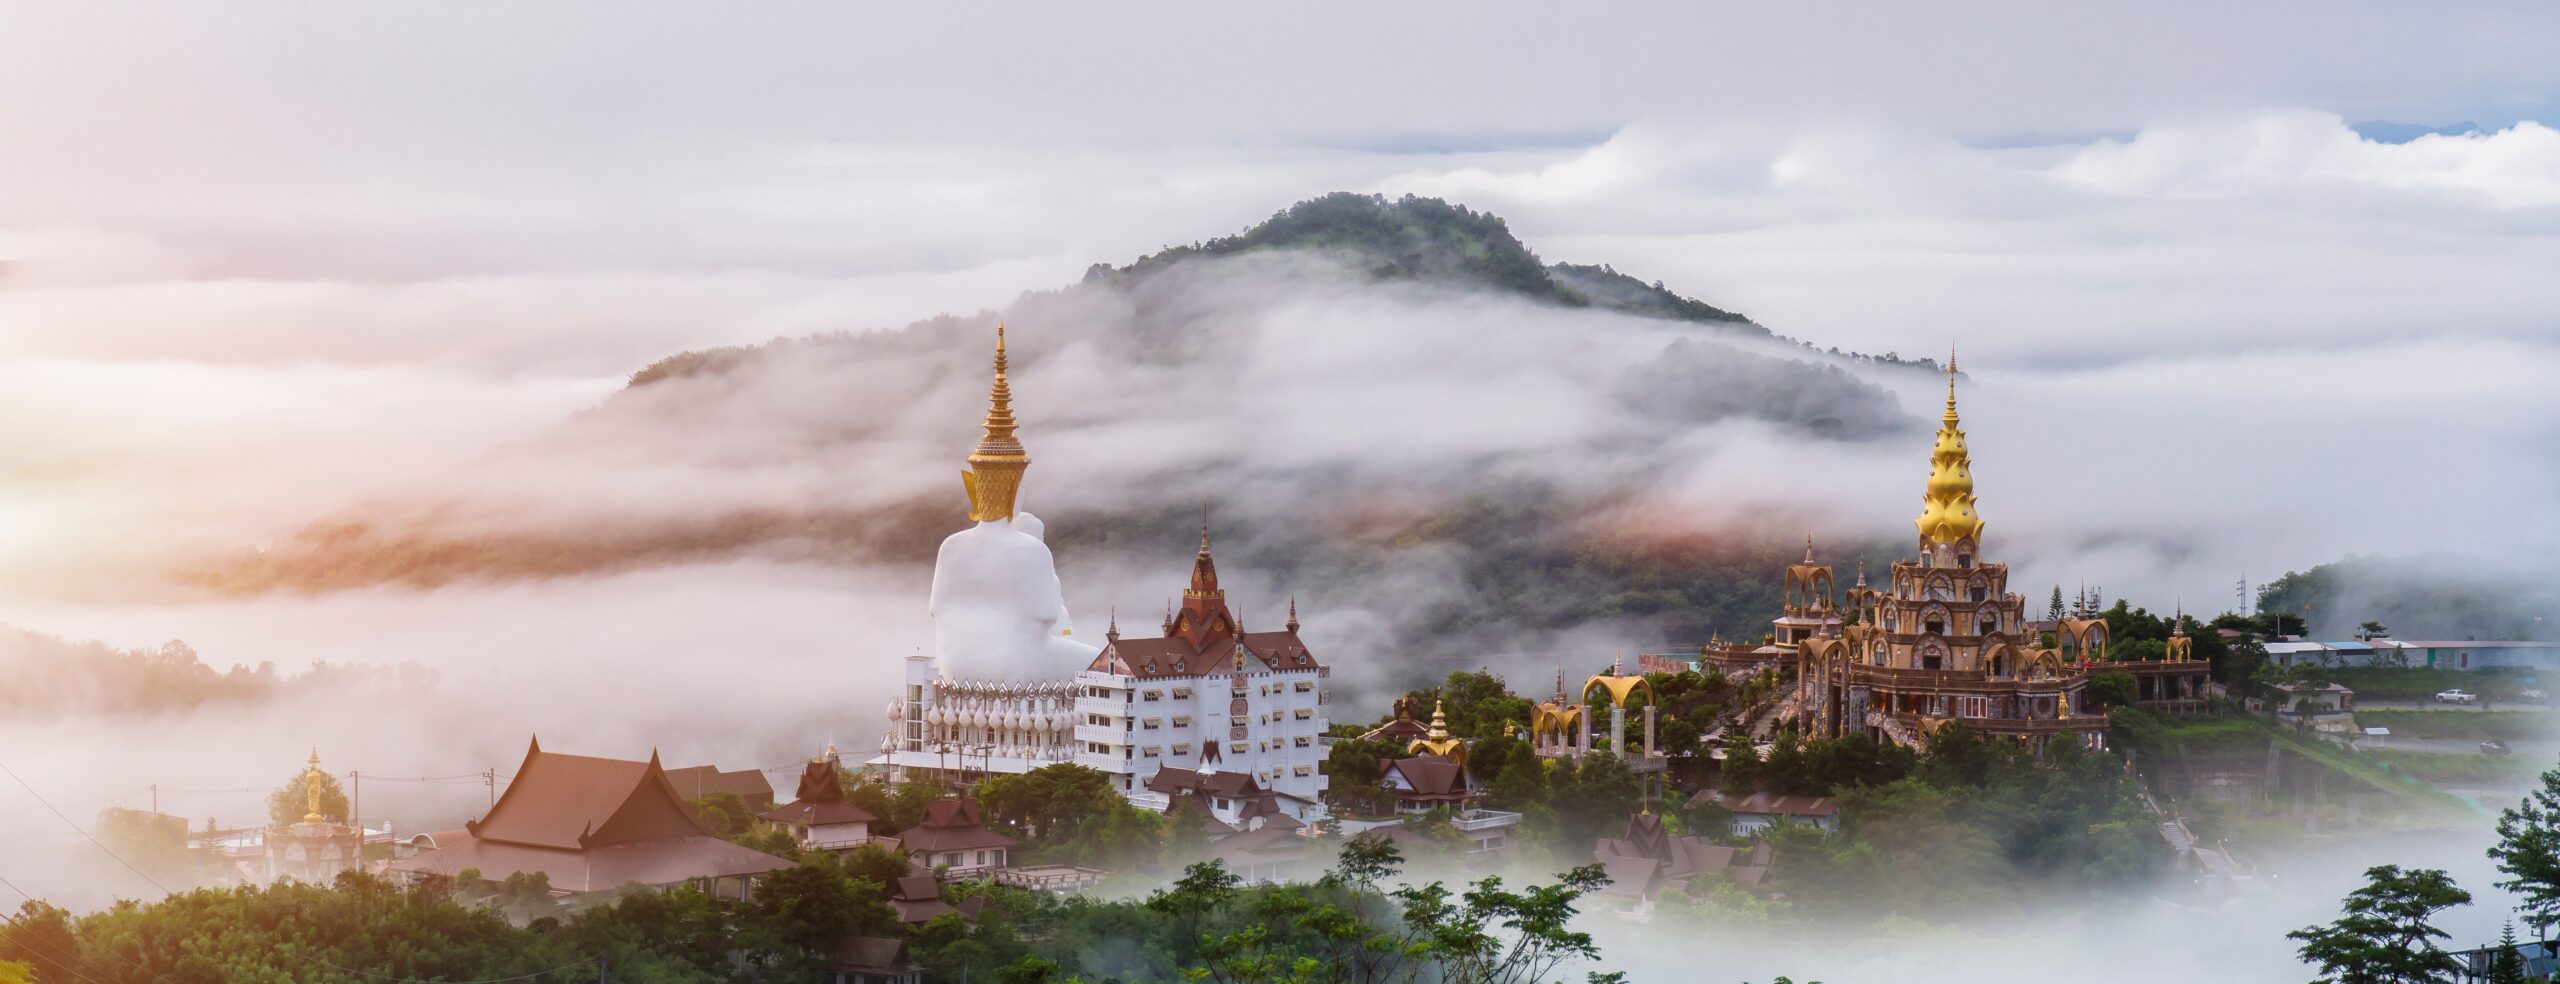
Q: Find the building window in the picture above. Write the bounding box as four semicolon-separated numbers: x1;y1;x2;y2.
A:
1143;690;1161;701
1294;736;1310;748
1294;681;1312;692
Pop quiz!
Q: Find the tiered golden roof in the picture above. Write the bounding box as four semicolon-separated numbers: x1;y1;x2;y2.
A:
1915;352;1985;544
962;324;1030;523
1408;699;1468;767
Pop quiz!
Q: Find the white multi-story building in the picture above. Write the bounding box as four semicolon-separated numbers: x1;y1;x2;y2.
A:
1070;530;1330;813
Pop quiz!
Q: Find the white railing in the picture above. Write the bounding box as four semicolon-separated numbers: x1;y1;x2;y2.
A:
1450;809;1523;832
1072;723;1129;746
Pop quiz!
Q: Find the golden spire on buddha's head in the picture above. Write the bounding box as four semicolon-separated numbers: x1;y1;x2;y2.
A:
1915;347;1985;545
962;323;1031;523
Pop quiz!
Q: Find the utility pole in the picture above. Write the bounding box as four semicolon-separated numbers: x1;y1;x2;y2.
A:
150;783;157;815
486;768;496;809
350;770;360;838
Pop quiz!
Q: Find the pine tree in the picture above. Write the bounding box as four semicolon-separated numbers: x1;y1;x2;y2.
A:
2491;919;2529;984
2494;764;2560;945
2048;586;2065;621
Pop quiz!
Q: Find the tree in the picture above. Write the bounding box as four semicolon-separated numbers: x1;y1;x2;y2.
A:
2085;670;2138;710
2360;621;2391;641
739;854;895;974
685;791;756;838
2492;764;2560;943
2049;586;2066;621
268;768;349;826
2288;865;2472;984
2489;920;2528;984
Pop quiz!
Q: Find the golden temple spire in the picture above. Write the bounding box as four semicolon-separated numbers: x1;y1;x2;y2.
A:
962;323;1031;523
1915;346;1985;545
1409;698;1469;765
302;748;326;825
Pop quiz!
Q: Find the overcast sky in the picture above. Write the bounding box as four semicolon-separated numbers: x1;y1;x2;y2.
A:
1;0;2554;597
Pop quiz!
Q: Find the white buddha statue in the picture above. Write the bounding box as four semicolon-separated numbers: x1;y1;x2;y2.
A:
926;326;1099;682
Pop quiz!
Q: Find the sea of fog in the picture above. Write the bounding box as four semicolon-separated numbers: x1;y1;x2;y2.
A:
0;560;2548;983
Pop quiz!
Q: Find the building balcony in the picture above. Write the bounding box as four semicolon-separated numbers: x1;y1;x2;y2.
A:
1074;695;1130;718
1073;723;1131;747
1450;809;1522;832
1074;751;1133;774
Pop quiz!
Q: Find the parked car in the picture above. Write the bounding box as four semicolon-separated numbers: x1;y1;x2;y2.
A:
2522;689;2550;704
2436;689;2479;705
2483;740;2513;756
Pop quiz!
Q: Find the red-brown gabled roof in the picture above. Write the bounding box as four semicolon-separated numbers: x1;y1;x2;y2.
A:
467;737;716;850
1384;756;1468;799
662;764;776;808
899;799;1019;855
1090;630;1324;679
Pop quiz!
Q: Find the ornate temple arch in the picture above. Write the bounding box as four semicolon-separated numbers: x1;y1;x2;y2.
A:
2057;619;2110;661
1583;673;1656;710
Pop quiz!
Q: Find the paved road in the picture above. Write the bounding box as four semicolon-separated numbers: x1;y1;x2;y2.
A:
2354;698;2559;713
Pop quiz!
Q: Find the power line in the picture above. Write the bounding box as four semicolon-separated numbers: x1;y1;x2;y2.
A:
0;758;172;895
0;910;115;984
0;872;159;984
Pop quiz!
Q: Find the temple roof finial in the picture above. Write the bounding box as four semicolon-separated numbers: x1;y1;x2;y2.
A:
1915;342;1983;545
1286;596;1300;633
962;322;1031;523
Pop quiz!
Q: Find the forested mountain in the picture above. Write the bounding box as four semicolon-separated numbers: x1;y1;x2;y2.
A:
189;194;1941;662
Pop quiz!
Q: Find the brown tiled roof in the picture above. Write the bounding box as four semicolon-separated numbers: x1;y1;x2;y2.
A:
386;832;793;893
761;800;876;827
920;799;984;827
468;738;715;850
662;765;776;808
1693;791;1838;819
1164;792;1238;836
889;872;959;924
1145;767;1264;799
899;799;1018;854
828;937;911;974
761;758;870;826
1597;855;1661;899
791;759;845;804
1591;809;1768;900
1090;629;1325;679
1358;718;1431;743
1210;825;1309;867
1386;756;1468;799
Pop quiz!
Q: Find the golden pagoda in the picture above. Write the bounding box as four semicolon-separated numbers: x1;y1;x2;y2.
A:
1408;699;1468;768
1915;351;1984;545
962;324;1030;523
